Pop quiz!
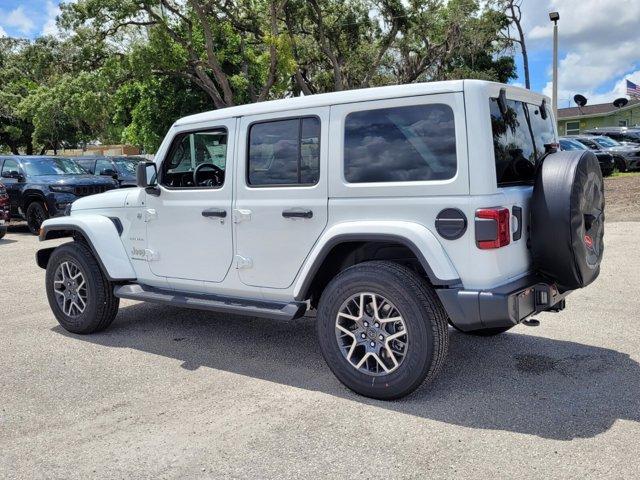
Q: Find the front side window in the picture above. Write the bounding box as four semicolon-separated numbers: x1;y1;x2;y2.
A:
575;138;599;150
344;104;456;183
592;136;619;148
21;157;86;176
248;117;320;186
161;130;227;188
1;159;20;176
95;159;114;175
489;98;557;186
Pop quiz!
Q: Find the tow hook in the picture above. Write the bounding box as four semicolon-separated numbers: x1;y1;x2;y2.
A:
522;318;540;327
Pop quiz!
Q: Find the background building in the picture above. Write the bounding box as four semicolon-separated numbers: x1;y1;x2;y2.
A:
557;100;640;135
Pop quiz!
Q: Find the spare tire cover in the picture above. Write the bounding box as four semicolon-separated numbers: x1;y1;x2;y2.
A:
530;150;604;291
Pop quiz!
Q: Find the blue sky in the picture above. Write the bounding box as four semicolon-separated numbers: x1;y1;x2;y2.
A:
2;0;639;107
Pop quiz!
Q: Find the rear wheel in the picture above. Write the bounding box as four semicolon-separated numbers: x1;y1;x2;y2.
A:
316;261;448;400
45;242;119;334
26;201;48;235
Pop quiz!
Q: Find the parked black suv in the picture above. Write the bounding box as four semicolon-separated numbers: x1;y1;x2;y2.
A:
559;138;615;176
0;156;118;234
75;156;144;188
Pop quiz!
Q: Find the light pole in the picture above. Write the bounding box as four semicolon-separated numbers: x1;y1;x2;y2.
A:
549;11;560;120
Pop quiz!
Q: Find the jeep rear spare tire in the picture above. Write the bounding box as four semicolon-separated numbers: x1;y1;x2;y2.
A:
531;150;604;291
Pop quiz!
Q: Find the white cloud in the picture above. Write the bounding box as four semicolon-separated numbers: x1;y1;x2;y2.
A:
3;6;35;34
41;1;61;36
523;0;640;106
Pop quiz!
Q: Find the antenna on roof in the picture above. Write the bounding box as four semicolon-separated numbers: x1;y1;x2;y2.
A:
613;97;628;109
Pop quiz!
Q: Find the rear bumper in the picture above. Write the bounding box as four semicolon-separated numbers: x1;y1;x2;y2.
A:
437;275;571;332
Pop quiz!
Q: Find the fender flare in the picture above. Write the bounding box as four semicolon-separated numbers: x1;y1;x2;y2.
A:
38;214;136;281
293;221;461;301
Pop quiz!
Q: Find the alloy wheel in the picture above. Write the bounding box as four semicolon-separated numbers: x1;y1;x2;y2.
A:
53;260;88;317
335;292;408;376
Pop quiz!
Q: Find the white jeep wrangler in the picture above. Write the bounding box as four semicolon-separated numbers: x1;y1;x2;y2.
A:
37;80;604;400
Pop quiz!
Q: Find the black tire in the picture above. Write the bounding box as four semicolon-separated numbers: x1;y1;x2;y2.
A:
449;322;513;336
531;150;604;291
316;261;448;400
613;156;627;172
0;226;6;239
45;242;119;334
26;201;48;235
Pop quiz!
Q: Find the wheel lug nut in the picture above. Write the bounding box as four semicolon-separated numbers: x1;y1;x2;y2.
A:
363;321;369;327
361;333;366;339
374;322;380;328
370;341;375;347
379;334;384;341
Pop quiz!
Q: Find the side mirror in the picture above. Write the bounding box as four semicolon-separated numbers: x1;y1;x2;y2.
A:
136;161;157;188
1;170;23;181
100;168;118;179
137;161;160;196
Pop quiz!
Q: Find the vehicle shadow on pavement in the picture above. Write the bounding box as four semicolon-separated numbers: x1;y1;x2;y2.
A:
6;224;32;236
54;302;640;441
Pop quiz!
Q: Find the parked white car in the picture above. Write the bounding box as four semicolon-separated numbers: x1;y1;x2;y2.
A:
37;80;604;399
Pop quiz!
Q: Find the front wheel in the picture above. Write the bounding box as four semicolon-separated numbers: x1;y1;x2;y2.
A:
26;201;48;235
45;242;119;334
316;261;449;400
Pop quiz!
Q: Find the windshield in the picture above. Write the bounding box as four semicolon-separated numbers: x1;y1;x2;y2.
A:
112;158;139;176
593;136;620;147
560;139;587;151
22;158;87;176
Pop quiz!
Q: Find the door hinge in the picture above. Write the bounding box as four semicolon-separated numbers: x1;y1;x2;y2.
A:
232;209;252;224
234;255;253;269
144;249;159;261
144;208;157;223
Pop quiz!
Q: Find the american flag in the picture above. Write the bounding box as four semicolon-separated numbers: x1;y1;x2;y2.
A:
627;80;640;98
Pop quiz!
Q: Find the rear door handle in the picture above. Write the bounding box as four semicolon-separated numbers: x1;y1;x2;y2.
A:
202;208;227;218
282;208;313;219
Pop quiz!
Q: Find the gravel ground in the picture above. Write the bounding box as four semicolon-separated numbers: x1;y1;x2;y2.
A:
604;173;640;222
1;223;639;479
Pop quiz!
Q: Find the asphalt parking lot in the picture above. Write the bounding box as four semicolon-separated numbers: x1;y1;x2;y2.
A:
1;222;639;479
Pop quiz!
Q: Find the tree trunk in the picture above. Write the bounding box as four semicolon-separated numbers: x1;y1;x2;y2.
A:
510;3;530;89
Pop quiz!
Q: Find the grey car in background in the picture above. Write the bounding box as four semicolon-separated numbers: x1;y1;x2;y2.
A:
568;135;640;171
584;127;640;146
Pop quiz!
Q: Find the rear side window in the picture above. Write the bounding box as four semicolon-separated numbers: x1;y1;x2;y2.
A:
344;104;456;183
489;98;556;186
248;117;320;186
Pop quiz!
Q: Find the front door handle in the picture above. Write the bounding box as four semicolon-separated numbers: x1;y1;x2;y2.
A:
282;208;313;219
202;208;227;218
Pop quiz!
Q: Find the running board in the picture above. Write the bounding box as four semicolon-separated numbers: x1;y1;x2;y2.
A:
114;284;307;321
